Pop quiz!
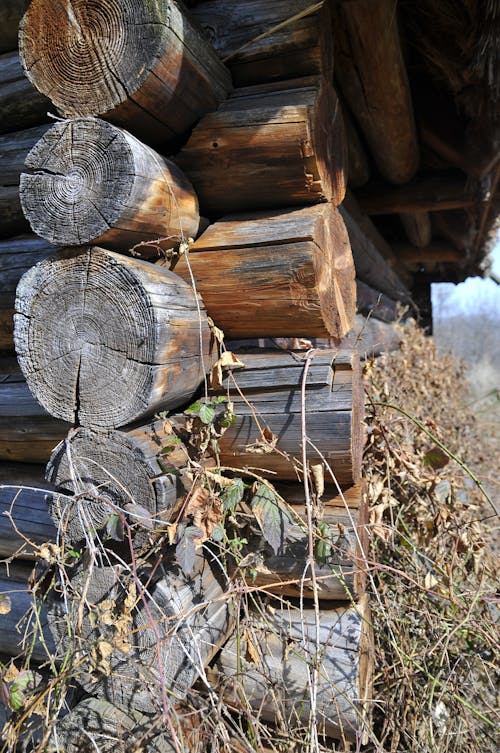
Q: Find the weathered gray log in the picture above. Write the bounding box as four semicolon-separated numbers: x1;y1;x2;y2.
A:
0;52;51;135
47;698;176;753
172;204;356;340
400;211;432;248
175;76;347;213
0;1;25;53
0;562;55;661
205;350;364;485
48;555;235;714
46;425;186;547
343;103;371;188
333;0;419;185
339;314;404;358
14;247;213;428
244;483;367;600
19;0;231;145
0;463;56;559
218;597;373;743
0;234;57;351
190;0;333;86
340;207;412;304
20;118;200;254
0;363;70;463
356;280;401;323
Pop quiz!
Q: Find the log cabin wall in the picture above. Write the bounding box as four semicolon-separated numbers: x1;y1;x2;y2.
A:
1;0;498;748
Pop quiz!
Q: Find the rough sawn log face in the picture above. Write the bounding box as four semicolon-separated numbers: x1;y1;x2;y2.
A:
218;597;373;743
19;118;200;253
175;76;347;213
14;247;213;428
19;0;232;145
173;203;356;340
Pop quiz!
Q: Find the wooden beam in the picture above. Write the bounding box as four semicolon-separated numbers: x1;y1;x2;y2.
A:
400;211;432;247
0;1;24;54
357;175;482;215
333;0;419;184
0;52;50;136
0;464;55;559
343;103;371;188
340;314;404;357
356;280;401;322
394;242;465;265
431;209;476;253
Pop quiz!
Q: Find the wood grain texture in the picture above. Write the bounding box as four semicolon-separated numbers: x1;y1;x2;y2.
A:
14;247;214;428
190;0;333;86
48;555;235;714
20;118;200;254
19;0;231;145
245;483;367;599
0;234;57;351
333;0;419;185
0;562;55;661
208;349;364;484
47;698;176;753
46;426;185;547
0;363;69;463
218;596;373;743
175;76;347;213
0;0;24;53
0;463;55;558
0;51;51;135
172;204;355;340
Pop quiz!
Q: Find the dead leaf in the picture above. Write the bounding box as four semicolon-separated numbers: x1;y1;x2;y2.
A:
210;351;245;388
0;594;11;615
244;630;260;665
311;463;325;498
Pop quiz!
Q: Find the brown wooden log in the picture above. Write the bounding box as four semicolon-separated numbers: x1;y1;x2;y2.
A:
48;555;235;714
394;242;465;265
175;76;347;213
0;463;56;559
0;234;57;351
20;118;200;254
207;350;364;485
0;363;69;463
0;52;50;135
47;698;176;753
356;280;400;323
46;425;185;547
400;211;432;248
340;207;411;303
357;174;482;215
218;596;373;743
172;204;355;340
339;314;404;358
19;0;231;146
190;0;333;86
0;562;55;661
343;103;371;188
244;483;367;600
14;247;213;428
0;0;25;53
333;0;418;185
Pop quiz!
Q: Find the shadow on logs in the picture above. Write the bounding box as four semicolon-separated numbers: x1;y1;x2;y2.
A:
19;0;231;146
14;247;214;428
19;119;200;254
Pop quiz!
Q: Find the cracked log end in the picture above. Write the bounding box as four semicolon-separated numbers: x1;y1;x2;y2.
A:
14;246;214;428
19;118;200;252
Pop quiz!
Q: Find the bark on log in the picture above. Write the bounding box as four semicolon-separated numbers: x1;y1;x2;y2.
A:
0;52;50;135
172;204;355;340
47;698;176;753
207;350;364;485
175;77;347;213
356;280;400;323
190;0;333;86
20;118;200;254
394;242;465;265
400;211;432;248
0;463;55;559
0;0;25;53
218;597;373;743
340;207;411;303
0;562;55;661
333;0;419;185
14;247;213;428
48;555;235;714
0;234;56;351
244;483;367;600
357;174;482;215
19;0;231;146
0;364;69;463
46;425;186;547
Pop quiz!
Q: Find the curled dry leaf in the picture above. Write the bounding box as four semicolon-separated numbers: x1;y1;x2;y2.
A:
210;351;245;389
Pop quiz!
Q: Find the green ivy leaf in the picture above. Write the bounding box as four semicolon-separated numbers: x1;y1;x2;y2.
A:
9;670;41;711
221;478;245;512
106;512;124;541
198;403;216;425
251;484;293;555
184;400;203;416
210;522;225;542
